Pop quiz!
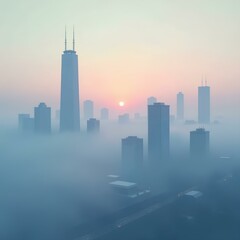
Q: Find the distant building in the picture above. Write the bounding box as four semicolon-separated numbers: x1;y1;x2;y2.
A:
147;96;157;105
118;113;130;124
122;136;143;181
184;190;203;199
60;30;80;132
190;128;210;159
110;180;137;196
100;108;109;120
177;92;184;120
18;114;30;130
178;190;203;214
18;114;34;132
87;118;100;133
34;102;51;134
148;102;170;163
84;100;94;120
198;85;210;124
109;180;150;199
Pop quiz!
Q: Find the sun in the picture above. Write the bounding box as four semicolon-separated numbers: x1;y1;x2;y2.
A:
119;101;125;107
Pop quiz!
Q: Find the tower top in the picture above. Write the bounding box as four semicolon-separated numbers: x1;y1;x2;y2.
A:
65;26;67;51
64;26;76;52
73;26;75;51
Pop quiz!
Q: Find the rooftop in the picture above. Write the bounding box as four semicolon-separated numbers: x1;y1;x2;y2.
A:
185;190;203;199
110;181;137;189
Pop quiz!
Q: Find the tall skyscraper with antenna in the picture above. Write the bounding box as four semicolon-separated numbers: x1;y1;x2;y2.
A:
60;28;80;132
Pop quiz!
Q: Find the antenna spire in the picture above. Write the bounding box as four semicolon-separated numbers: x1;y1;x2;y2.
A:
65;26;67;51
73;26;75;51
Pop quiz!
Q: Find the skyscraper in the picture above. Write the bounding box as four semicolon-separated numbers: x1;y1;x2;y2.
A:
148;102;170;163
60;29;80;132
87;118;100;133
122;136;143;181
83;100;94;120
177;92;184;120
18;114;30;130
198;85;210;124
190;128;210;159
34;102;51;134
118;113;130;124
18;114;34;132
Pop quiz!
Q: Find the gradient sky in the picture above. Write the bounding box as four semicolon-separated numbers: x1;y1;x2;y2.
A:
0;0;239;123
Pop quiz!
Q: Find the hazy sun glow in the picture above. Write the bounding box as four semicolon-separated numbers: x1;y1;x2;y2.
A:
119;101;125;107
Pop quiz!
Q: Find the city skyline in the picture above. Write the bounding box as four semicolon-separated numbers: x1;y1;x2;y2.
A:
0;2;239;239
0;0;239;124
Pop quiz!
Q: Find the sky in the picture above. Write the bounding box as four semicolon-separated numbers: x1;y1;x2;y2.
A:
0;0;239;123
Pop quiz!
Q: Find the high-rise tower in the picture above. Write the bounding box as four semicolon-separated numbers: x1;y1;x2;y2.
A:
148;102;170;163
198;82;210;124
122;136;143;182
60;28;80;132
34;102;51;134
177;92;184;120
190;128;210;159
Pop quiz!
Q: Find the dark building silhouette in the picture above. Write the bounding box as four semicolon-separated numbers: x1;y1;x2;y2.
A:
177;92;184;120
148;102;170;163
100;108;109;120
34;102;51;134
198;85;210;124
84;100;94;120
18;114;34;132
118;113;130;124
122;136;143;182
147;96;157;105
190;128;210;159
87;118;100;133
60;29;80;132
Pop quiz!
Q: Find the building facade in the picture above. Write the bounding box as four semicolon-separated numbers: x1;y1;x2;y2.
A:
60;31;80;132
87;118;100;133
190;128;210;159
34;102;51;134
148;102;170;163
177;92;184;120
122;136;143;181
198;86;210;124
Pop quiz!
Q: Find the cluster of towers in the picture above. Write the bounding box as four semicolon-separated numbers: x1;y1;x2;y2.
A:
121;87;211;182
19;30;107;135
18;32;211;179
175;84;210;124
18;103;51;134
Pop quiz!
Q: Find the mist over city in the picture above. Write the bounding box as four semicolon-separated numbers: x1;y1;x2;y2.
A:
0;1;240;240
